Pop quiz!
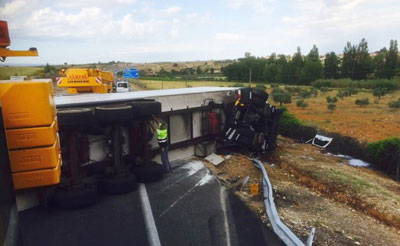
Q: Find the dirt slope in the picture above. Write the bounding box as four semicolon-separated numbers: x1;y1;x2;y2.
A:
204;136;400;246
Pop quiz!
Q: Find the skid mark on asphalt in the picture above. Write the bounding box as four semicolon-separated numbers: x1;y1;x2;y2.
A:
157;162;205;193
159;170;215;218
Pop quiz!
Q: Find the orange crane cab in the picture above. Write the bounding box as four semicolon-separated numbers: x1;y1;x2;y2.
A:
57;68;115;94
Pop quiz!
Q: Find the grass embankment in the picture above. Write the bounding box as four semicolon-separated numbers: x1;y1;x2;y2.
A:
0;66;43;80
204;136;400;245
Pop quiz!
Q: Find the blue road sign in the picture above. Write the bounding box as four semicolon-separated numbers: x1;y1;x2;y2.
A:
123;68;139;79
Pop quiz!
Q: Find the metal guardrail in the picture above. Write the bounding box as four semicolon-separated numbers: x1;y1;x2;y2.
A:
252;158;315;246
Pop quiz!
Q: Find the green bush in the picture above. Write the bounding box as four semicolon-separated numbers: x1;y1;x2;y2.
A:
296;100;308;109
279;109;302;129
326;96;338;103
388;100;400;108
368;137;400;172
312;80;332;88
355;98;369;107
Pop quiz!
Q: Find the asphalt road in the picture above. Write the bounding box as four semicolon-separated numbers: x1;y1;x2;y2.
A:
19;160;284;246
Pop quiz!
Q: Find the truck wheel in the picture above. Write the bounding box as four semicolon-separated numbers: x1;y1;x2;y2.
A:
99;174;137;194
54;183;100;209
132;162;164;182
129;101;161;118
57;108;94;128
95;105;133;123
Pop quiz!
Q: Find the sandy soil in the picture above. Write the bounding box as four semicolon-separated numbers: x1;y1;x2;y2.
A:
203;136;400;246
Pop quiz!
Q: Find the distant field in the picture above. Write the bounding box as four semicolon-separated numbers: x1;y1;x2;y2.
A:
0;66;43;79
274;87;400;142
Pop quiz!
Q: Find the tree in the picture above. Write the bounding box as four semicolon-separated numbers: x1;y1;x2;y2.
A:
355;98;369;107
320;87;329;95
307;44;319;61
210;68;215;74
296;100;308;109
385;40;398;79
263;63;278;82
43;63;55;74
310;88;318;97
299;90;312;99
337;90;346;100
341;42;357;78
326;96;338;103
196;66;202;74
300;59;323;84
373;88;387;99
272;88;292;106
373;49;387;78
327;103;336;114
347;87;360;95
173;63;178;67
324;52;339;79
353;38;373;80
157;67;169;76
292;47;304;70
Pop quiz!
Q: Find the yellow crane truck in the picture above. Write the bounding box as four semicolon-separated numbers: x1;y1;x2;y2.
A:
56;68;115;94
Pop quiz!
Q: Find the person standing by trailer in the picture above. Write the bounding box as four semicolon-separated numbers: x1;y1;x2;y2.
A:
150;116;171;173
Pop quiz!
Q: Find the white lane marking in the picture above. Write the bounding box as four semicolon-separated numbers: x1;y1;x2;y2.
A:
139;183;162;246
220;187;232;246
159;171;214;218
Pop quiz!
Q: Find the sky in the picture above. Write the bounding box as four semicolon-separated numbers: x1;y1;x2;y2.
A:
1;0;399;65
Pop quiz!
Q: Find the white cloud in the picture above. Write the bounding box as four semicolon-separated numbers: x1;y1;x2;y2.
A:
0;0;26;16
184;13;211;24
226;0;276;14
216;32;244;42
280;0;400;51
141;5;182;17
169;18;180;38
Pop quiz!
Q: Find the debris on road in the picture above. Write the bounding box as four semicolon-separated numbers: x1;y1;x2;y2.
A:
205;153;225;166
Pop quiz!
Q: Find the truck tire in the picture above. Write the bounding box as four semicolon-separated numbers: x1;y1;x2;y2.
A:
54;183;100;209
57;108;94;128
132;162;164;182
129;101;161;118
99;174;137;194
95;105;133;123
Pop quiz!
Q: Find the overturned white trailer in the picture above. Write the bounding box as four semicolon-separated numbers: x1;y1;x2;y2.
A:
16;87;237;210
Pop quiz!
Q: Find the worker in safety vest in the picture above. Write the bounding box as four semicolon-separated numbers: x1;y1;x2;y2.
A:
150;116;171;173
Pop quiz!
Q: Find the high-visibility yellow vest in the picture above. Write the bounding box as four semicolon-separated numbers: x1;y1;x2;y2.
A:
157;123;168;140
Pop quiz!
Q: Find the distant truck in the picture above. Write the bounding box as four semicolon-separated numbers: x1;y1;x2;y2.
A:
57;68;133;94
